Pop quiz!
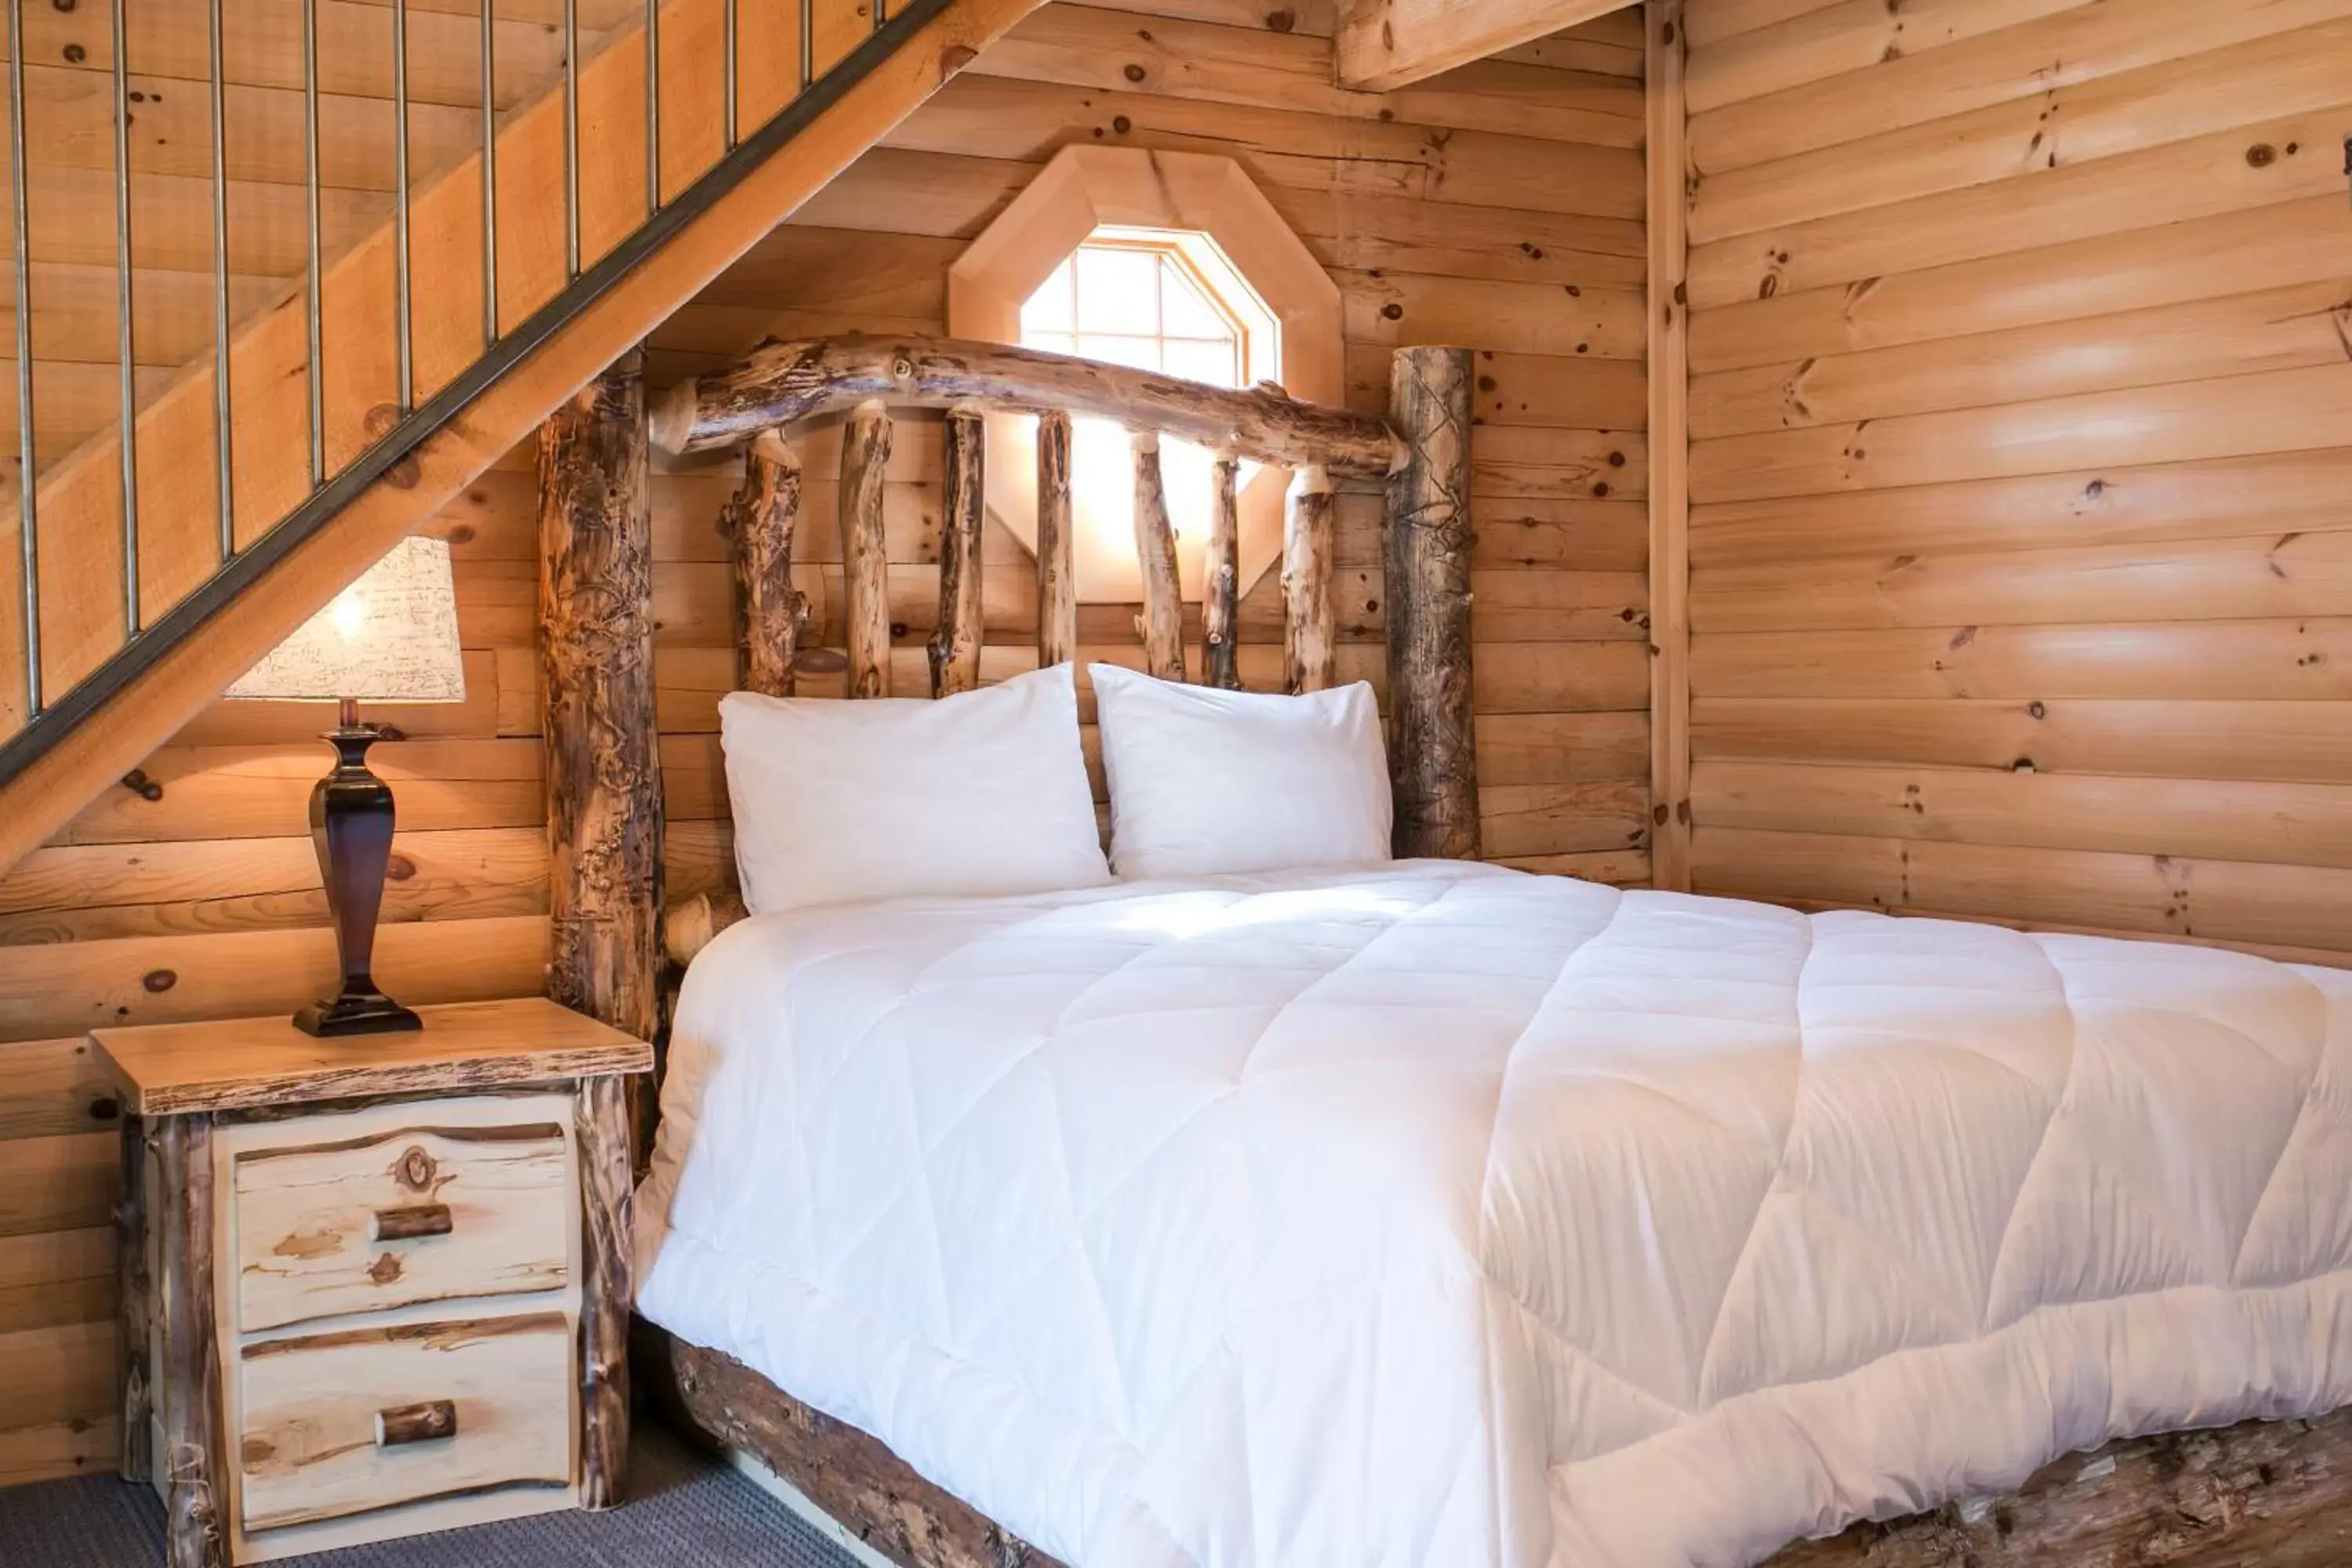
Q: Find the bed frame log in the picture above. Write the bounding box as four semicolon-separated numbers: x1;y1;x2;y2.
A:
1035;411;1076;670
1385;344;1480;860
931;408;988;698
728;430;805;699
1283;464;1338;695
1202;452;1243;691
539;351;664;1135
1130;434;1187;683
652;1327;2352;1568
841;400;895;701
651;334;1404;477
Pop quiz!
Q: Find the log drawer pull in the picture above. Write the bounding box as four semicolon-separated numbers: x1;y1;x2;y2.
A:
368;1203;453;1243
374;1400;459;1449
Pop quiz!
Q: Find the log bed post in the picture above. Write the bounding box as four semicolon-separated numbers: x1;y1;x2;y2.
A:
538;350;659;1511
840;399;895;699
1131;432;1186;683
1283;464;1337;695
1204;452;1243;691
1036;410;1076;669
728;429;805;699
1385;346;1479;860
931;405;986;697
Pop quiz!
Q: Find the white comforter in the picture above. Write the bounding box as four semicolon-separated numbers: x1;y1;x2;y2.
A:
636;861;2352;1568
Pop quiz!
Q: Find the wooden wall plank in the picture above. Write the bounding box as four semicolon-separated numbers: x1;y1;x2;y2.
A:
1692;698;2352;785
1686;0;2352;971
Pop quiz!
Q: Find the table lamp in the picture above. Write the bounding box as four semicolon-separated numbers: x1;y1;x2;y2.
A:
227;536;467;1038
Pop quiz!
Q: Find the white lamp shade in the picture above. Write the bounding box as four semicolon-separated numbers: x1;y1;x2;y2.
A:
227;536;467;703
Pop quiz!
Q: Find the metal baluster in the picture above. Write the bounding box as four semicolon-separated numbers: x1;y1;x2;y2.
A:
394;0;413;411
563;0;579;278
644;0;660;215
874;0;885;34
209;0;232;560
111;0;140;633
722;0;736;151
800;0;814;92
9;0;39;714
481;0;498;347
302;0;324;488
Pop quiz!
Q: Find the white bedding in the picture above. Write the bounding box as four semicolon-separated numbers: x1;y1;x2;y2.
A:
635;860;2352;1568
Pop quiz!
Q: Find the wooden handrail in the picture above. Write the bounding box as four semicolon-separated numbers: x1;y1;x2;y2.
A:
649;335;1406;477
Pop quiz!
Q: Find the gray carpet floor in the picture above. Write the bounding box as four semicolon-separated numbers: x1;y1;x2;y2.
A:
0;1422;865;1567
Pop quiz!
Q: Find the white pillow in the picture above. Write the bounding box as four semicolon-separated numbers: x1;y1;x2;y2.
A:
721;663;1110;914
1089;664;1392;879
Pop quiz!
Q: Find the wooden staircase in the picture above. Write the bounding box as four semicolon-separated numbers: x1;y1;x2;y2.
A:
0;0;1044;877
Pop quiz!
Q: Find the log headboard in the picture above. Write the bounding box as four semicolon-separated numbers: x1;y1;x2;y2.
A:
649;333;1476;964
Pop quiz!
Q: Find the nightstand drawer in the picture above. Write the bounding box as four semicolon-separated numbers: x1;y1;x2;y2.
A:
237;1313;576;1534
232;1109;574;1331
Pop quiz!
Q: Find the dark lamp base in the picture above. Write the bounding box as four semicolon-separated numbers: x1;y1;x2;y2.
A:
295;989;426;1039
301;719;426;1043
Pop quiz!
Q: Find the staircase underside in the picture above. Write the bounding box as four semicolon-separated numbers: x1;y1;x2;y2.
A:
0;0;1047;878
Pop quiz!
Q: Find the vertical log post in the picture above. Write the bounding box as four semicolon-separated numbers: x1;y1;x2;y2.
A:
931;405;986;697
1283;464;1337;695
1204;452;1243;690
158;1115;222;1568
538;352;657;1507
728;429;804;699
118;1116;152;1486
539;349;664;1051
1036;409;1076;669
1645;0;1693;891
840;400;894;699
1385;346;1479;859
1131;432;1186;682
575;1075;633;1512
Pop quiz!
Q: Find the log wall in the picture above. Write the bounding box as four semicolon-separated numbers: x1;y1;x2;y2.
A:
0;0;1653;1477
1678;0;2352;968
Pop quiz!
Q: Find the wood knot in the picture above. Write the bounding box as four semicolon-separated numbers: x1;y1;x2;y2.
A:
1381;303;1405;321
1123;63;1147;82
2245;143;2277;167
938;43;978;74
142;970;176;993
1264;8;1294;30
385;855;416;882
367;1254;405;1286
396;1145;437;1192
87;1096;119;1123
120;768;163;801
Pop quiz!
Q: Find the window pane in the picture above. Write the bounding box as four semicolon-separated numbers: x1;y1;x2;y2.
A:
1025;331;1076;358
1160;260;1236;344
1020;257;1076;335
1164;337;1241;387
1075;246;1162;334
1077;333;1164;372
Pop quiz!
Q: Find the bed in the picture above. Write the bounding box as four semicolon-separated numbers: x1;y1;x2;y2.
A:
635;858;2352;1568
621;336;2352;1566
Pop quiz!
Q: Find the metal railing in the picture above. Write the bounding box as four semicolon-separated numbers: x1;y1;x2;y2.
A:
0;0;931;786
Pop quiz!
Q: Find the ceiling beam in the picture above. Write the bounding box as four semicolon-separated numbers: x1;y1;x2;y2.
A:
1335;0;1638;91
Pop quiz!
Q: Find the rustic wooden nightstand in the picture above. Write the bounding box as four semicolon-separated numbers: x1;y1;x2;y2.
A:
91;996;655;1568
